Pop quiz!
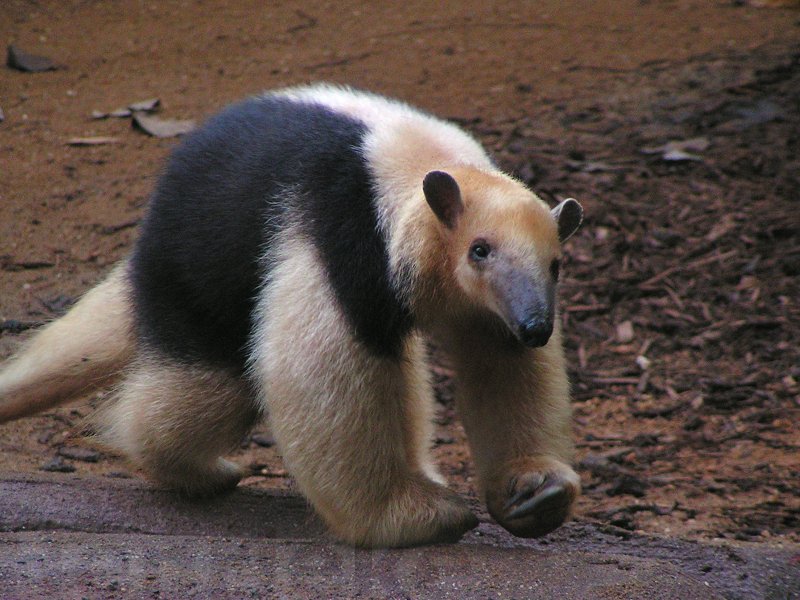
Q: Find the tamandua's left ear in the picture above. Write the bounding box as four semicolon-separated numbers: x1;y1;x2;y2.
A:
551;198;583;243
423;170;464;229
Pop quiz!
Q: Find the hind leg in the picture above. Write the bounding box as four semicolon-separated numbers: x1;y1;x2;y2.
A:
94;356;260;497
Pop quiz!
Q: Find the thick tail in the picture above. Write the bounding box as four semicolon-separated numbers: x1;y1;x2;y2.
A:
0;264;135;424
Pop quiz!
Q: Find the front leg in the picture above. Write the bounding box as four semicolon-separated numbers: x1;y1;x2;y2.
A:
450;325;581;538
249;236;477;547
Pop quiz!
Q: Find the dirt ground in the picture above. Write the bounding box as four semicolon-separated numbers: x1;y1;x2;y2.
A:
1;0;798;553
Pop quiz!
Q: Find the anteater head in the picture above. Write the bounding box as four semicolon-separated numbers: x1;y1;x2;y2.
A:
423;168;582;348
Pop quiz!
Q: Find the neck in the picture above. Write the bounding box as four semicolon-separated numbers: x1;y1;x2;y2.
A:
386;184;452;317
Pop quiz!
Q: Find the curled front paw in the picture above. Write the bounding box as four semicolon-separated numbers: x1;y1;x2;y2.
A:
487;458;580;538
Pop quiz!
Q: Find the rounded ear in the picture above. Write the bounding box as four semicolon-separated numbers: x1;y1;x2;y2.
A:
551;198;583;243
423;170;463;229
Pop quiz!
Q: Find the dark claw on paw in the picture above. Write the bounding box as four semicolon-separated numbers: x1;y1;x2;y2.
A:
503;473;545;511
506;484;566;521
492;473;575;538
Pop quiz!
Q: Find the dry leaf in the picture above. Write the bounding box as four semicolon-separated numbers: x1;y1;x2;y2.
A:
128;98;160;113
91;98;160;120
132;113;195;138
705;214;737;242
642;137;711;162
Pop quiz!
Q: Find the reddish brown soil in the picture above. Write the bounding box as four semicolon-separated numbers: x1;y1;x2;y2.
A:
1;0;798;547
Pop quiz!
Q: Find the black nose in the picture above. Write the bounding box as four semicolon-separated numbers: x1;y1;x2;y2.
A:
518;318;553;348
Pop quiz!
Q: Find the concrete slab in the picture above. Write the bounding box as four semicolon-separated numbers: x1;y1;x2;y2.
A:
1;474;797;599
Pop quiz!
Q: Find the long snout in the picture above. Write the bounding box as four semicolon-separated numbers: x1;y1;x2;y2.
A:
494;269;555;348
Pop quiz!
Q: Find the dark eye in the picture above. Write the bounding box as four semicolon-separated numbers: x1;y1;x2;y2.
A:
550;259;561;281
469;240;491;261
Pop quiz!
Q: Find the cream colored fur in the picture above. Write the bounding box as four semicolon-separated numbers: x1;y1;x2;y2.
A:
441;320;581;529
383;165;580;541
0;265;134;423
93;357;259;496
249;229;471;547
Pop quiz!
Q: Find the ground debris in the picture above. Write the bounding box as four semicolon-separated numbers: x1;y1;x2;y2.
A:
92;98;160;120
743;0;800;6
615;320;635;343
40;456;76;473
640;137;710;161
0;319;41;334
66;136;119;146
38;294;74;315
607;474;649;498
1;258;55;271
6;45;60;72
132;113;195;138
92;220;140;235
57;446;101;463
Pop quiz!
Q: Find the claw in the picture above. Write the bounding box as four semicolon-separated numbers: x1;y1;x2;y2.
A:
503;473;546;511
506;484;565;521
506;475;518;498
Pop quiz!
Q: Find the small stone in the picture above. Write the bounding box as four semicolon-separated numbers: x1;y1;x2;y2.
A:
616;320;635;344
37;429;56;445
41;456;76;473
40;294;74;315
595;226;611;241
6;45;59;72
58;445;101;463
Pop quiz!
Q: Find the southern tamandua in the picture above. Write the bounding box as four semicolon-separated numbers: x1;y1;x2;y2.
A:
0;85;584;548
